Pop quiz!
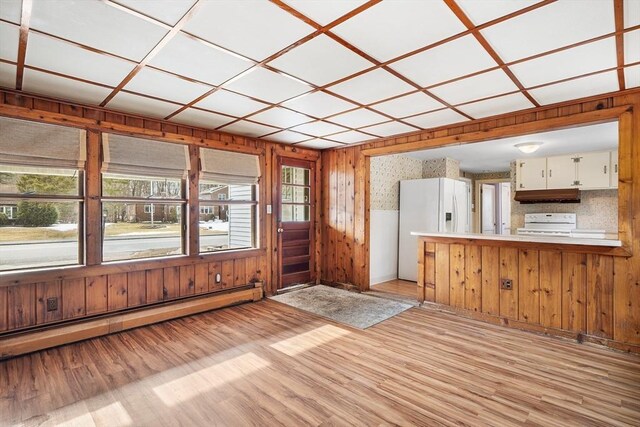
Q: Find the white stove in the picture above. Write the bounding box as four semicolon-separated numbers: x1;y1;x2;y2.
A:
517;213;606;239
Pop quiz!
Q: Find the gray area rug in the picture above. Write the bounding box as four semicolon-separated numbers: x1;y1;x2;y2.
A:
270;285;413;329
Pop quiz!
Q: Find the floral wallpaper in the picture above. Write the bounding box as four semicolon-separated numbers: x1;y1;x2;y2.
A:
370;154;423;210
422;157;460;179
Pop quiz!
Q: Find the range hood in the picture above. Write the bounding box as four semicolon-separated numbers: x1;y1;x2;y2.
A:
514;188;580;204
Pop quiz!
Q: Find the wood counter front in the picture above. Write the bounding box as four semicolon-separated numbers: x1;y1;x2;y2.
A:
415;234;639;354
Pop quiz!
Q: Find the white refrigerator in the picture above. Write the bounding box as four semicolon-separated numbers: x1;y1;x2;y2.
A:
398;178;470;281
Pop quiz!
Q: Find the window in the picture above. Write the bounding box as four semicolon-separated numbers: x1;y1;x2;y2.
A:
101;134;190;262
281;165;311;221
0;117;86;271
199;148;260;253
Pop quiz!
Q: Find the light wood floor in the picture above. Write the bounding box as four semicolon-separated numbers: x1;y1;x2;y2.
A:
2;300;639;426
371;278;417;298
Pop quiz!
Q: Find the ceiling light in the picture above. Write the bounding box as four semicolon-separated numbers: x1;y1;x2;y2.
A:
515;142;542;154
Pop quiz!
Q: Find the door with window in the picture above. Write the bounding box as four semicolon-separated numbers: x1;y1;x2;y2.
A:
277;158;315;289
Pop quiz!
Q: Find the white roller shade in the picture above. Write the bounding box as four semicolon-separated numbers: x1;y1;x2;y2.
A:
102;134;190;179
200;148;260;185
0;116;86;169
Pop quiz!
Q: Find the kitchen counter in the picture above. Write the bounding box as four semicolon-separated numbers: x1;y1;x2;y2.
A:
411;231;622;247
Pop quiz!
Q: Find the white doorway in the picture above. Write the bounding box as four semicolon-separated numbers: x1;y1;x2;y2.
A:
478;180;511;235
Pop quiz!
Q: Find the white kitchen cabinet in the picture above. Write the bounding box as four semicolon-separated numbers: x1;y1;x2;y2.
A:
610;150;618;188
576;151;610;190
516;157;547;190
546;155;576;189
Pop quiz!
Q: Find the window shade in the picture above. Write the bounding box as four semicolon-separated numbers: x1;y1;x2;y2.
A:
200;148;261;185
102;134;190;179
0;116;86;169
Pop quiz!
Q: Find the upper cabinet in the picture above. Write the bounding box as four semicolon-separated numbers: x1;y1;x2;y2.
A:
517;150;618;191
576;151;610;190
546;155;575;189
610;150;618;189
516;157;547;190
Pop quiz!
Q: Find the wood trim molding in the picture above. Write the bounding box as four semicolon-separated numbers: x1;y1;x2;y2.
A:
0;249;266;287
614;0;626;90
0;285;263;359
14;0;32;90
361;105;633;156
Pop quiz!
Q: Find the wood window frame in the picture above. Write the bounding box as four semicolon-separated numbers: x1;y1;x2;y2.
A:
361;105;635;265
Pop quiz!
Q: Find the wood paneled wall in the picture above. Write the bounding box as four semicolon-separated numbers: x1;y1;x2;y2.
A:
0;89;320;335
321;88;640;349
418;239;627;345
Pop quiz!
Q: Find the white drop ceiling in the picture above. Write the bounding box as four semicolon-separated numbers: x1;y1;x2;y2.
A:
0;0;637;150
404;121;619;173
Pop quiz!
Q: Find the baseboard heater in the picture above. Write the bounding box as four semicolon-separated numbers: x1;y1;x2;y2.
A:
514;188;580;204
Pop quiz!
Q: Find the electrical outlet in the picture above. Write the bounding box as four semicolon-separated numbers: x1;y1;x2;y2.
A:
46;297;58;312
501;279;513;290
216;273;222;283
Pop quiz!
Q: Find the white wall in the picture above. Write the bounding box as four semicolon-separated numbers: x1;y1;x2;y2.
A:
370;210;399;285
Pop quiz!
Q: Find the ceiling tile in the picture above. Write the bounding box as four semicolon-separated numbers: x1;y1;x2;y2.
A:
30;0;168;61
371;92;443;118
0;21;18;61
325;130;372;144
457;92;534;118
329;108;388;128
331;0;465;61
328;68;414;105
249;107;312;128
625;30;640;64
218;120;279;138
149;33;252;86
625;65;640;88
183;1;314;61
123;67;212;104
403;109;468;129
282;0;368;25
296;139;343;150
0;0;21;24
171;108;234;129
114;0;196;25
22;69;112;105
224;67;312;104
26;32;136;87
0;62;16;89
290;120;348;137
390;35;499;88
429;69;519;105
269;34;373;86
106;91;181;118
480;1;615;62
625;0;640;28
528;71;620;105
510;37;617;88
282;91;357;118
194;89;268;117
359;121;417;137
265;130;310;144
457;92;534;119
456;0;540;25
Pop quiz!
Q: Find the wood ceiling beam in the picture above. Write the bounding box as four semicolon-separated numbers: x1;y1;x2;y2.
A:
444;0;540;108
614;0;626;90
15;0;33;90
99;0;204;107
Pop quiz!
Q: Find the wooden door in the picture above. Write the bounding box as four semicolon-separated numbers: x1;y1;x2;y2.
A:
277;158;315;289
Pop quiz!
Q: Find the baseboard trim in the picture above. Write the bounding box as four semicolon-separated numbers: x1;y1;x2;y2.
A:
0;285;263;360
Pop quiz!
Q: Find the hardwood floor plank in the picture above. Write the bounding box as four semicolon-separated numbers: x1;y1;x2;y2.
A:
1;300;638;426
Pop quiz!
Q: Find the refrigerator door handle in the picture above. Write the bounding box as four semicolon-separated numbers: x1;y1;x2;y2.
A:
452;194;458;232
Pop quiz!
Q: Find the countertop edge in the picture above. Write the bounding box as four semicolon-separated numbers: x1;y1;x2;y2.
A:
410;232;622;247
